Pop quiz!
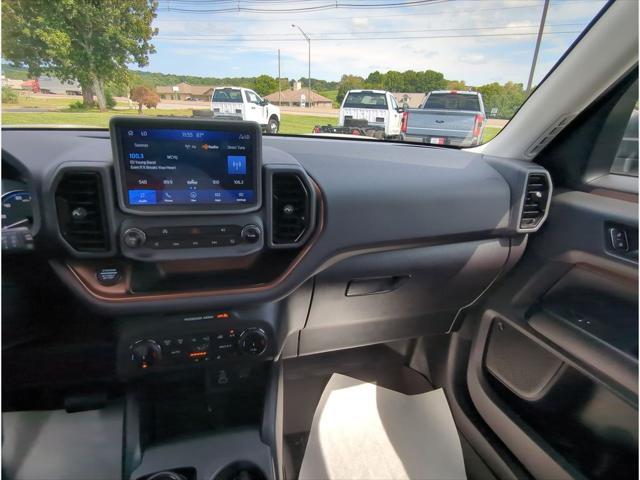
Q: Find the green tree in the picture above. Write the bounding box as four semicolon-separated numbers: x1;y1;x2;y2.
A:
253;75;278;96
337;74;365;103
416;70;447;93
446;80;467;91
476;81;526;119
2;86;19;104
365;71;384;89
2;0;158;111
383;70;404;92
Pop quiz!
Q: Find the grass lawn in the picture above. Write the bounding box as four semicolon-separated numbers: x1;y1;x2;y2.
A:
318;90;340;108
2;110;338;134
3;95;129;109
482;126;502;143
3;109;196;127
3;109;503;142
279;113;337;134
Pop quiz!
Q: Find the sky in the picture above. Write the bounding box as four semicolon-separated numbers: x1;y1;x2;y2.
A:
139;0;607;86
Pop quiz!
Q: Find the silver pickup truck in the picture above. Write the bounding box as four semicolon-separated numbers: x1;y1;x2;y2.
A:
401;90;486;147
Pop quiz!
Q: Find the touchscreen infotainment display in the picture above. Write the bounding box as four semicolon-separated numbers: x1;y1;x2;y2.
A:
110;118;261;214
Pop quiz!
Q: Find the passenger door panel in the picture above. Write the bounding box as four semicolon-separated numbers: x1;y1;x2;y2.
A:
467;190;638;479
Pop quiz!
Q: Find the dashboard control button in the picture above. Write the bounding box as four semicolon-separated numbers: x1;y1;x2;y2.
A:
131;339;162;369
96;267;121;286
145;227;174;237
241;224;261;243
609;227;629;251
215;341;236;354
220;236;240;246
238;328;268;356
168;348;184;360
122;228;146;248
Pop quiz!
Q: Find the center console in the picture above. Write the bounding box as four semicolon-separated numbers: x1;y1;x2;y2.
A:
93;118;314;480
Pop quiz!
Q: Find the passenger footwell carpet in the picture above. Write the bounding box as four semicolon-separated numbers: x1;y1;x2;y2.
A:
299;373;467;480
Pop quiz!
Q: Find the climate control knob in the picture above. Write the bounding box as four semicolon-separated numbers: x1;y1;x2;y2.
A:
122;228;146;248
131;339;162;369
238;328;268;356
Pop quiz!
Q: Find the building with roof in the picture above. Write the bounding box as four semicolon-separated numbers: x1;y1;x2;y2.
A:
20;79;40;93
38;76;81;95
264;88;333;108
156;82;214;101
1;76;24;90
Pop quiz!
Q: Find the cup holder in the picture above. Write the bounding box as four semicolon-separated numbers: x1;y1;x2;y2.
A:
214;461;267;480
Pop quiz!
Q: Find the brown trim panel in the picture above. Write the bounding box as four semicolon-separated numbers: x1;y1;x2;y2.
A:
63;182;325;304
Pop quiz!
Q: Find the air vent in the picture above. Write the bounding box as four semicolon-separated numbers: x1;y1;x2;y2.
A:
55;172;110;252
519;173;551;231
272;173;310;245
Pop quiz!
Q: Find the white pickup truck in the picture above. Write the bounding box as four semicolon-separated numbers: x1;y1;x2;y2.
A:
338;90;404;138
210;87;281;134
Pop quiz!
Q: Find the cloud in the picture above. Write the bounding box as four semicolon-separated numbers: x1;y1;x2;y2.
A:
144;0;607;86
351;17;369;27
459;53;486;65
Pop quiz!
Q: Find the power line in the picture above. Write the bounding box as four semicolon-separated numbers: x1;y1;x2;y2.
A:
158;0;453;14
155;30;582;42
155;1;590;21
155;23;586;39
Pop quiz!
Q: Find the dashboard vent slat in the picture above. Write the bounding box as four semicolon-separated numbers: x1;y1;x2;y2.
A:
272;173;310;245
55;172;110;252
519;173;550;231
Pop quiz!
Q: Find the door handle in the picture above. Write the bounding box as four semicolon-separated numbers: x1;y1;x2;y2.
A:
345;275;410;296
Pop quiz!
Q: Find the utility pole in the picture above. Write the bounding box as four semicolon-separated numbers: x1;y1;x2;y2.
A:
526;0;550;93
292;24;311;108
278;49;281;106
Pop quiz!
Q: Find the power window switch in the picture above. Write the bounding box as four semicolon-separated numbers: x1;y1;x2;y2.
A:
609;227;629;251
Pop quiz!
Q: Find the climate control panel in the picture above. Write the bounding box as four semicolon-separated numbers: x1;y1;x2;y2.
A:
119;321;272;377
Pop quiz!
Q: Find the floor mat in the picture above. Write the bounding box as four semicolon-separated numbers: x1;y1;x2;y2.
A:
299;374;467;480
2;404;123;480
283;344;434;478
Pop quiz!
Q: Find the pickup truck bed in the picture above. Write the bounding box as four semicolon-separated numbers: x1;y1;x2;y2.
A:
402;91;485;147
403;109;479;146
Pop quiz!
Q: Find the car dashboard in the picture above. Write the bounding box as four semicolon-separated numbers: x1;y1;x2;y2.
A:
2;121;552;381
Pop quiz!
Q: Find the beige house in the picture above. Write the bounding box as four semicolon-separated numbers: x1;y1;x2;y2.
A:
393;92;427;108
156;82;215;101
265;89;333;108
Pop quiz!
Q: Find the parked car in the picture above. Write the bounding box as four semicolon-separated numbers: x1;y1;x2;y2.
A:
401;90;486;146
211;86;281;133
338;89;404;139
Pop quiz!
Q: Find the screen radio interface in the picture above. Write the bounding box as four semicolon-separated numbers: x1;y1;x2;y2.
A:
110;117;261;214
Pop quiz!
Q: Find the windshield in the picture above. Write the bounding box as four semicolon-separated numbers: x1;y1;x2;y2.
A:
212;89;243;103
343;91;388;109
2;0;607;147
423;93;481;112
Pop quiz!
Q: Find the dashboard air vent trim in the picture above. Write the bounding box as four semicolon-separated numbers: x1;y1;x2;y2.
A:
517;171;552;233
55;171;111;253
266;166;317;249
